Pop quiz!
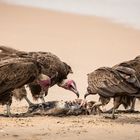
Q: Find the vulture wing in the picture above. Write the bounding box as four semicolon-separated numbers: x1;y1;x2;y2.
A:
0;46;72;85
113;59;140;88
88;67;138;97
0;58;40;94
0;46;73;100
28;52;71;85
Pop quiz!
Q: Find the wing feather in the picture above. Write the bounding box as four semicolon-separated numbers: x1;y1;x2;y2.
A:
88;67;138;97
0;58;39;94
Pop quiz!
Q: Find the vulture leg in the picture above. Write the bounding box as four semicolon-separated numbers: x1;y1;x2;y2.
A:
111;108;116;119
130;97;136;111
127;97;136;112
104;96;121;114
111;97;121;119
39;90;46;103
103;97;120;119
40;95;45;103
2;91;13;117
6;103;11;117
39;86;49;103
90;101;103;115
80;99;87;108
24;96;34;106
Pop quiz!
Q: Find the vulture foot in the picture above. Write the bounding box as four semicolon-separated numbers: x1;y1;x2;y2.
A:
104;108;119;114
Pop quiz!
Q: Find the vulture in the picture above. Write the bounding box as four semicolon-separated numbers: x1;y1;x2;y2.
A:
109;56;140;112
84;57;140;118
0;46;79;105
84;57;140;114
0;57;50;116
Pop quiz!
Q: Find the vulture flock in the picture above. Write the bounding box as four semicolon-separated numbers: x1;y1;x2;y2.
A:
0;46;140;119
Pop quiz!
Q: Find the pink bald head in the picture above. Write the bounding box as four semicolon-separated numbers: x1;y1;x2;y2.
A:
58;79;79;98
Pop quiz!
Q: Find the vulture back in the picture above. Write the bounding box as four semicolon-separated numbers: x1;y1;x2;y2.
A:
27;52;72;86
0;58;41;94
87;67;138;98
0;46;73;85
113;59;140;83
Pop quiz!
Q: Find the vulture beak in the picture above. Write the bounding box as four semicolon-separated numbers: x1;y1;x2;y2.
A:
84;92;90;99
84;91;96;99
58;79;79;98
69;82;79;98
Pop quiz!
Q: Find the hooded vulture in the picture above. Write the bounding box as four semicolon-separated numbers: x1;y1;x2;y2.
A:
0;57;50;116
84;57;140;118
0;46;79;106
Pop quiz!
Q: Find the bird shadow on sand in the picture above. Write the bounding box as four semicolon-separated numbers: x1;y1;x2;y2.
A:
105;110;140;114
99;110;140;124
109;114;140;124
0;112;68;118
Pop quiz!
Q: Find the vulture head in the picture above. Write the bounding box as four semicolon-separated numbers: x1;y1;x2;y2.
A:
84;87;97;99
58;79;79;98
37;74;51;93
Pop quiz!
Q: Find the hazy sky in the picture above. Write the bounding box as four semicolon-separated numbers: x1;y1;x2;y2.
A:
1;0;140;29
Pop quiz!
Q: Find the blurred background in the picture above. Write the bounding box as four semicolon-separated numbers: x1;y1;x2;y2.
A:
1;0;140;29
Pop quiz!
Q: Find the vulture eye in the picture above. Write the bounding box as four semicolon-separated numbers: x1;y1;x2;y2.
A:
65;83;69;88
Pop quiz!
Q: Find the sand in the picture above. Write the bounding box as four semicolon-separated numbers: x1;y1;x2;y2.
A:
0;3;140;140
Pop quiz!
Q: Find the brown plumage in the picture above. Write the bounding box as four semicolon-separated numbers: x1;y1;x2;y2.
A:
85;58;140;118
0;46;73;83
111;57;140;111
87;67;139;96
0;46;79;104
0;57;44;116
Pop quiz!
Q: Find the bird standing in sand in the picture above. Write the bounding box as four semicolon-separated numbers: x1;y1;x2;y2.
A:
84;59;140;118
0;57;51;116
104;56;140;113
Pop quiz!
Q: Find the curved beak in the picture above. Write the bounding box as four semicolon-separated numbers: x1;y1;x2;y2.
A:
70;86;79;98
76;91;80;98
84;92;90;99
69;83;79;98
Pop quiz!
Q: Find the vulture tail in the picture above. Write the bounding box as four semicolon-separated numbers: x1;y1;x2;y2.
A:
121;96;134;109
0;46;30;59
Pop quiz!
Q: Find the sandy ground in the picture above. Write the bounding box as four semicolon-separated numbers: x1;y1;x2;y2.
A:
0;3;140;140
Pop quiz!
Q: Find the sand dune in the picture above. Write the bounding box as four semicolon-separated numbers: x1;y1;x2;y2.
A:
0;3;140;140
